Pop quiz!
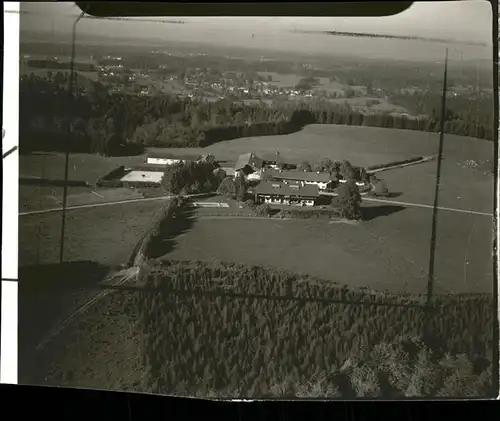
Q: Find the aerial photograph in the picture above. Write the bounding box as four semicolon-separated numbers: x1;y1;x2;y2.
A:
17;1;496;398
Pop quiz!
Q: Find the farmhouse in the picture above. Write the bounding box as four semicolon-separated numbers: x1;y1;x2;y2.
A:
268;170;335;191
234;152;264;180
145;152;201;166
254;181;320;206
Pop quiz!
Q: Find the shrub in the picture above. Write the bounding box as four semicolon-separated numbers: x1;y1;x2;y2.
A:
127;196;188;266
243;198;255;208
253;203;272;217
234;176;248;202
366;156;424;172
371;178;389;197
217;177;237;199
274;209;343;220
297;161;312;172
314;158;335;173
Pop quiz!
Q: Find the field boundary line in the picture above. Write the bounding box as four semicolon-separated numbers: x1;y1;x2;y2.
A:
20;195;173;216
34;266;140;352
19;192;215;216
367;155;436;174
362;197;493;217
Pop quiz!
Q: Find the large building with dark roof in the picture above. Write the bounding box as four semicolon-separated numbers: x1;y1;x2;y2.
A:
264;170;335;191
254;181;320;206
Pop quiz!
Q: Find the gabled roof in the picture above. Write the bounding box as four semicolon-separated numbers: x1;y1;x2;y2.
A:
255;181;319;198
234;152;264;171
267;170;333;183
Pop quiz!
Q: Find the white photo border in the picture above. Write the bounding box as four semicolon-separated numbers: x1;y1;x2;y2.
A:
1;1;20;384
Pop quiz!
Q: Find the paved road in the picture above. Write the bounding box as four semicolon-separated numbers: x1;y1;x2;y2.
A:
20;193;493;218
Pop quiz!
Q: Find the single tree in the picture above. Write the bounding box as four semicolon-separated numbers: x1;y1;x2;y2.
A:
298;161;312;172
372;177;389;197
217;177;237;199
337;179;362;220
234;176;248;202
340;160;356;181
316;158;334;173
360;168;370;184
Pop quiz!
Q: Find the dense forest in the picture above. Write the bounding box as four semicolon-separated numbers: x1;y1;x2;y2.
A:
135;258;495;398
20;71;494;156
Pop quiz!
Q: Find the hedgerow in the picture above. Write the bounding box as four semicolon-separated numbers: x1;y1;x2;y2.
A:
274;208;343;220
133;260;495;398
127;197;188;266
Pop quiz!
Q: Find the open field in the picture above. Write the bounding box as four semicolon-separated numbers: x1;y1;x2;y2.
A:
19;200;163;267
19;185;145;213
164;206;493;295
155;124;494;167
380;160;493;215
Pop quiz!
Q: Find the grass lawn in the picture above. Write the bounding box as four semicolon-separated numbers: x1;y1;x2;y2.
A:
19;185;145;212
19;200;164;267
379;160;494;215
155;124;494;167
164;207;493;295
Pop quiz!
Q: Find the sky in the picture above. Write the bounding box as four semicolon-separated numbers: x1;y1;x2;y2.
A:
20;1;494;62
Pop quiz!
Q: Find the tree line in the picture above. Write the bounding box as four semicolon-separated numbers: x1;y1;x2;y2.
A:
20;72;494;157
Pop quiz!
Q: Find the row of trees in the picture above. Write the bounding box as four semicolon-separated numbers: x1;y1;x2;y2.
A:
297;158;370;183
20;72;494;156
161;160;223;195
